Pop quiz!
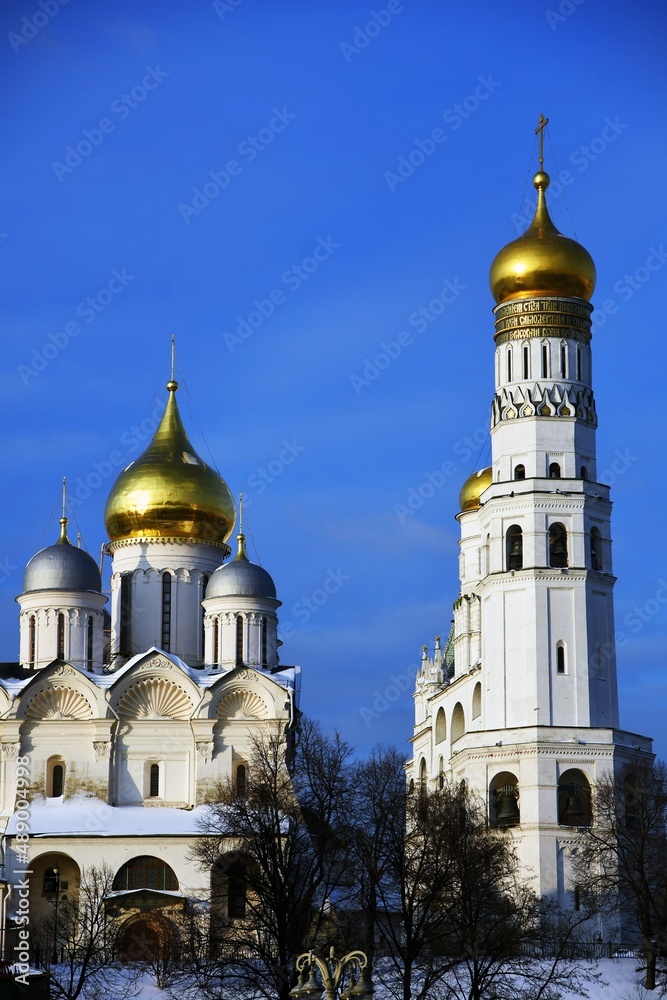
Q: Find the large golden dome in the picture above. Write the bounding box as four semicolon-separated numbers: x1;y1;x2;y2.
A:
104;380;235;546
459;466;492;512
489;170;596;304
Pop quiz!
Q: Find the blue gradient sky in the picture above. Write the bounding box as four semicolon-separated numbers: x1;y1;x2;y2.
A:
2;0;666;759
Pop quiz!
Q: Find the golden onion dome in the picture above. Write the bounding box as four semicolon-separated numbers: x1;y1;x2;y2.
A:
104;380;235;547
459;466;492;513
489;170;596;304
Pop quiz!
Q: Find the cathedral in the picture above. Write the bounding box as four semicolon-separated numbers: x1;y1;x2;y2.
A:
409;128;653;911
0;371;298;959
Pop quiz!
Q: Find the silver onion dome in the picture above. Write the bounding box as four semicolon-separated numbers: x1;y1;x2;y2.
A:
23;519;101;594
206;534;276;600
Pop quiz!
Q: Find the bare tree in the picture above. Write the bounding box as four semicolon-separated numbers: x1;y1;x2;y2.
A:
37;863;139;1000
192;718;355;1000
574;760;667;991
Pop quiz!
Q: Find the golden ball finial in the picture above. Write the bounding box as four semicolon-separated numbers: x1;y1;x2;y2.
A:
489;169;596;304
167;379;179;392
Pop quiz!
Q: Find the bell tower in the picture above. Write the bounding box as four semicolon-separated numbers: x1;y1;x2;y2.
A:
409;118;653;908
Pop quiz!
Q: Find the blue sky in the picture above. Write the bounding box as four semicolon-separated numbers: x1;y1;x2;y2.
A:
2;0;666;759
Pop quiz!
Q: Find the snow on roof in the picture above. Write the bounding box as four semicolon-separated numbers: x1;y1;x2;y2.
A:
5;794;220;838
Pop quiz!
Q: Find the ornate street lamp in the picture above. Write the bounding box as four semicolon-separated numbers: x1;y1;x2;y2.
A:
289;947;373;1000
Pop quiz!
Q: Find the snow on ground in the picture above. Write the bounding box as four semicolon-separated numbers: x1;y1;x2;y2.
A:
94;958;649;1000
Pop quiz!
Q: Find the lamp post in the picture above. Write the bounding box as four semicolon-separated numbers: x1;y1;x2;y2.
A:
289;947;373;999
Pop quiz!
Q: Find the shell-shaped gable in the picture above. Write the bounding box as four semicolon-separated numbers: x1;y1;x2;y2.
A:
25;686;94;721
216;688;268;720
117;677;194;720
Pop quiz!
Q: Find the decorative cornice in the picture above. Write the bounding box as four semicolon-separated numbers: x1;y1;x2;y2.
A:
108;536;230;554
491;384;596;427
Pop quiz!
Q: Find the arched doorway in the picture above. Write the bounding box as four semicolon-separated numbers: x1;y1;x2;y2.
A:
116;914;175;962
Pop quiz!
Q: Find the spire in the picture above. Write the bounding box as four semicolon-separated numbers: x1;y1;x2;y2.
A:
167;335;178;393
58;477;70;545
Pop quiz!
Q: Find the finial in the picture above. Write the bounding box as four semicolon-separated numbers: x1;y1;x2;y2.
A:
239;493;243;534
234;531;248;562
167;335;179;392
534;113;550;170
58;478;70;544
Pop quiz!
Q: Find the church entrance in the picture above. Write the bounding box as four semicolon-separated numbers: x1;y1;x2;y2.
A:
116;914;174;962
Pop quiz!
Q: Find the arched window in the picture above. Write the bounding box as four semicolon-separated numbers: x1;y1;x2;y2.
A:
419;757;427;789
438;757;444;790
549;523;568;568
235;763;247;799
29;615;36;668
113;856;178;892
484;533;490;576
161;573;172;652
120;573;132;653
558;769;592;827
149;763;160;798
235;615;244;667
57;613;65;660
580;465;588;480
489;771;520;827
86;615;94;670
451;703;465;744
506;347;513;382
514;464;526;480
261;617;268;666
576;343;582;381
47;756;66;797
590;527;602;571
560;341;568;378
522;343;530;380
212;616;219;664
556;642;566;674
541;342;549;378
435;707;447;743
506;525;523;571
549;462;561;478
472;682;482;720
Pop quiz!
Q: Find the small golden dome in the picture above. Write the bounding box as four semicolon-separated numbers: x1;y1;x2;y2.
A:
459;467;492;512
104;382;235;546
489;171;596;304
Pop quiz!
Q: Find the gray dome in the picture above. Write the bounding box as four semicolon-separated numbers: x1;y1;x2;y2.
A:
24;521;101;594
206;534;276;600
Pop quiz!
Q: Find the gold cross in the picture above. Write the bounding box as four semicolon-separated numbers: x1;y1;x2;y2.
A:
534;113;549;169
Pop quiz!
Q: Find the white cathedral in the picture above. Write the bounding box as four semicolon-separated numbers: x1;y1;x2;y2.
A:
408;149;652;910
0;373;299;959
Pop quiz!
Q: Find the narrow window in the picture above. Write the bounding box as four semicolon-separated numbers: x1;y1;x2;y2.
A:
201;575;209;659
576;344;582;381
57;613;65;660
549;462;561;478
573;886;581;911
514;464;525;480
506;347;513;383
580;465;588;480
522;344;529;380
549;523;568;568
86;615;94;670
161;573;172;652
506;525;523;571
52;763;64;797
541;343;549;378
213;616;219;664
235;615;244;667
29;615;36;667
149;763;160;797
590;527;602;571
236;764;247;799
557;644;566;674
560;342;567;378
120;573;132;653
261;616;268;667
